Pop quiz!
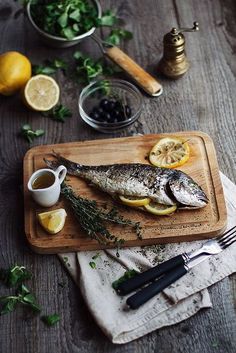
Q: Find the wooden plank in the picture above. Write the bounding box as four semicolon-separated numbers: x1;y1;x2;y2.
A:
23;132;227;253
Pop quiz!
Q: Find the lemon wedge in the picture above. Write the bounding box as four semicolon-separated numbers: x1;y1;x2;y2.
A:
149;137;190;168
144;202;177;215
38;208;67;234
23;74;60;111
119;195;151;207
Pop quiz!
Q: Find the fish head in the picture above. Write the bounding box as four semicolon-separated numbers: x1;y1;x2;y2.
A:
168;172;208;208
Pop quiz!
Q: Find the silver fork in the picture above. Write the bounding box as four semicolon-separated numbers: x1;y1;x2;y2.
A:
115;226;236;309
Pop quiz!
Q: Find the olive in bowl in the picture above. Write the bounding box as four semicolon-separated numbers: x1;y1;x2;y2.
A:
78;79;143;133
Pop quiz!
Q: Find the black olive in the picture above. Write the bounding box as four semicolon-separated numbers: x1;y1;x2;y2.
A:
103;112;112;122
90;111;102;121
112;109;121;119
100;99;110;111
106;100;116;112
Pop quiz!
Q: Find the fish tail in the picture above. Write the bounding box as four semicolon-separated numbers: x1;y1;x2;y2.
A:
44;151;81;175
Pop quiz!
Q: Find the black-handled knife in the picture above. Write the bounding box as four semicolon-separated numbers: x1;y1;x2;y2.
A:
125;248;211;309
116;255;185;296
126;264;188;310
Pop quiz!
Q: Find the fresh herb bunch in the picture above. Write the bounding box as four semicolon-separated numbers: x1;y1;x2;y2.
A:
61;183;142;249
30;0;116;40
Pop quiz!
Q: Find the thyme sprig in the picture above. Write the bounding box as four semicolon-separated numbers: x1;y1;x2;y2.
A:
61;183;142;250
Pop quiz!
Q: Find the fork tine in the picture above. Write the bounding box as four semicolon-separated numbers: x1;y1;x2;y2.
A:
217;225;236;249
221;236;236;249
217;225;236;242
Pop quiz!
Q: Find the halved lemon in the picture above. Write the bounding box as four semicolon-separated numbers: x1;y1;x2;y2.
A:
23;74;60;111
38;208;67;234
144;202;177;215
119;195;151;207
149;137;190;168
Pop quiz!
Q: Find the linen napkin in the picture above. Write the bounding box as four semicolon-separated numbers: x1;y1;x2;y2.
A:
58;172;236;344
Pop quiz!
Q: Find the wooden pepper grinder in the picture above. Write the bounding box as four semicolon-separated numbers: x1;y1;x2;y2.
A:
158;22;199;79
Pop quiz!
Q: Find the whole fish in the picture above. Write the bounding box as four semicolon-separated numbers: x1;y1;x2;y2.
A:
44;152;208;208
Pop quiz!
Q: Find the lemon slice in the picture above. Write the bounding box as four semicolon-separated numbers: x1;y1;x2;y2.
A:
144;202;177;215
149;137;190;168
23;74;60;111
38;208;67;234
119;195;151;207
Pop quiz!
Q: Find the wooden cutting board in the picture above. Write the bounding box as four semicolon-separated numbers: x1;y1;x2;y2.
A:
23;131;227;254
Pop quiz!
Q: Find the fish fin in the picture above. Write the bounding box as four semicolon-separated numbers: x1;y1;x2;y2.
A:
43;157;60;170
44;151;81;175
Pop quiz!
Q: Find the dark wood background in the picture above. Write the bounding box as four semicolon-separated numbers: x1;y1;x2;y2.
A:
0;0;235;352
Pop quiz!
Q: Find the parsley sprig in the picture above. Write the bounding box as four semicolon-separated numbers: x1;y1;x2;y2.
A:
32;59;67;75
43;104;72;122
0;264;60;324
0;284;41;315
21;124;44;143
0;265;31;287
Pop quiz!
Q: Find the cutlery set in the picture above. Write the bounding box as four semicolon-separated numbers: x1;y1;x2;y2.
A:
115;226;236;309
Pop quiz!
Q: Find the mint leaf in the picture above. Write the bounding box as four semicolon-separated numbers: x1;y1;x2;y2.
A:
112;269;138;290
43;104;72;123
42;314;60;326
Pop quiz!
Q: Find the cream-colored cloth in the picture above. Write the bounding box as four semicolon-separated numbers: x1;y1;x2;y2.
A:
58;173;236;344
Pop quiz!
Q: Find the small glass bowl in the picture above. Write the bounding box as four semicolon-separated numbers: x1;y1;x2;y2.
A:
78;79;143;133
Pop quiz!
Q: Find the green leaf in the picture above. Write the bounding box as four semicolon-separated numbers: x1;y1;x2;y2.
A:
92;253;101;260
0;265;32;287
21;124;31;131
105;28;133;46
62;27;76;40
34;129;45;137
20;124;45;143
57;12;68;28
22;293;36;305
53;59;67;69
17;283;30;296
32;59;67;76
0;298;18;315
43;104;72;123
32;65;56;75
69;9;81;21
42;313;60;326
112;269;138;290
73;51;84;60
98;10;117;26
89;261;96;269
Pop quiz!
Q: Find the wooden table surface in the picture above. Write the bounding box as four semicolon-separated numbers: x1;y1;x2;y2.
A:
0;0;235;352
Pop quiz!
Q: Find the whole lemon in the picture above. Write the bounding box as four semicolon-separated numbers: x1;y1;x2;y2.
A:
0;51;32;96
